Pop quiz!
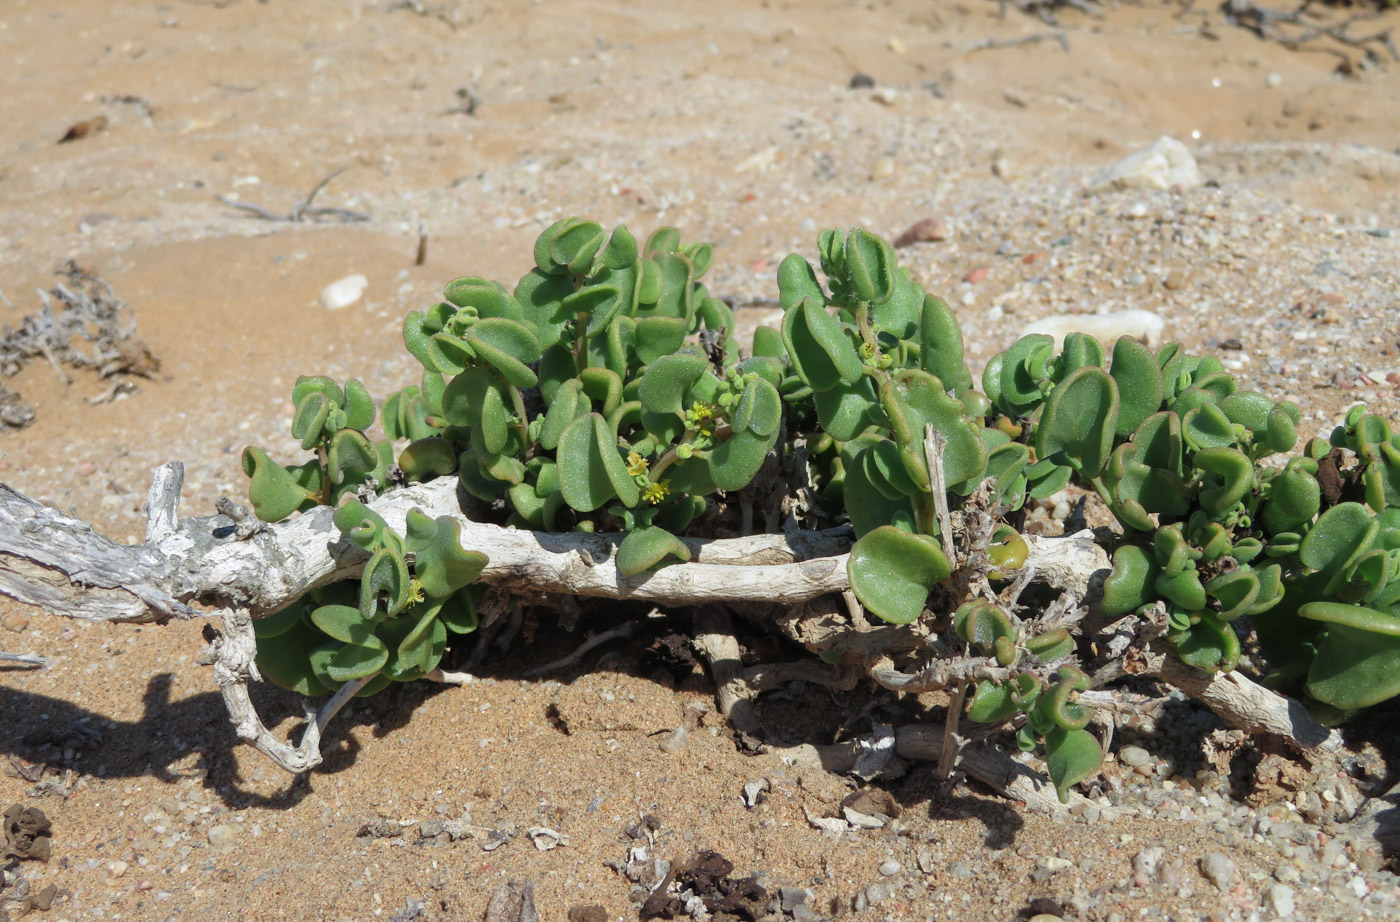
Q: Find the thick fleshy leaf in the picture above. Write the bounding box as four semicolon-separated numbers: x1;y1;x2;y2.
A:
917;294;966;392
479;383;511;455
954;601;1017;663
1155;566;1206;611
535;218;606;275
427;331;474;375
316;637;390;684
1301;603;1400;709
641;252;694;323
870;268;924;340
616;526;693;577
710;382;782;491
890;368;987;488
729;374;783;438
837;446;914;538
1131;411;1183;474
558;413;639;511
1206;570;1260;621
1045;726;1104;803
242;447;319;522
781;298;862;392
403;509;487;599
514;268;575;349
358;548;411;620
1182;404;1236;451
578;366;624;417
1261;458;1321;535
311;603;380;646
1194;447;1253;514
600;224;639;270
1174;613;1240;672
860;439;919;500
842;228;897;304
439;367;497;429
291;391;331;450
397;437;458;483
1054;332;1105;383
326;429;378;486
254;617;334;696
1300;502;1377;578
633;316;689;366
848;526;951;624
966;680;1018;724
540;378;584;450
996;334;1055;417
812;376;876;442
1109;336;1164;437
1035;366;1118;478
468;318;542;388
565;283;624;337
638;351;708;414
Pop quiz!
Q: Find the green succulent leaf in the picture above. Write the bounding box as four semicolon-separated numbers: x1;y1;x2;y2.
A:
1300;502;1377;578
710;379;782;491
1109;336;1164;437
1045;726;1104;804
848;526;951;625
1300;602;1400;709
917;294;967;392
616;526;693;577
467;318;542;388
514;268;576;349
1173;613;1240;672
242;447;319;522
1035;366;1118;478
402;509;487;598
781;298;862;392
558;413;639;512
633;316;689;366
842;228;897;305
358;548;412;620
291;391;332;450
639;351;708;415
255;617;334;696
890;368;988;488
966;680;1018;724
1194;447;1253;515
398;438;458;483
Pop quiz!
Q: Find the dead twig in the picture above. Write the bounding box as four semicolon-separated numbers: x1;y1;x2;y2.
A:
0;652;50;668
216;168;370;223
521;620;641;677
209;608;372;773
961;30;1071;53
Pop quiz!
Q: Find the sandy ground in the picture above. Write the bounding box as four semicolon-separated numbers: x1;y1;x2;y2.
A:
2;1;1400;920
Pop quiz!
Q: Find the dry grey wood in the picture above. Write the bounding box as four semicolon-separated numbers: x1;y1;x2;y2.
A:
210;607;371;773
0;463;1346;762
771;723;1087;813
0;468;855;623
1150;655;1344;753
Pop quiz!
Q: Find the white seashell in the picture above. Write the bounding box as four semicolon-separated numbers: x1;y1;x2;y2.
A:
319;273;367;310
1019;310;1165;348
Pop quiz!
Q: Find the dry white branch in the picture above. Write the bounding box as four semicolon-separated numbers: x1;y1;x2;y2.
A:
210;607;371;772
1151;655;1344;752
771;723;1088;813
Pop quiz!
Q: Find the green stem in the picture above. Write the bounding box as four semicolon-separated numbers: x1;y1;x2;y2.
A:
508;384;532;450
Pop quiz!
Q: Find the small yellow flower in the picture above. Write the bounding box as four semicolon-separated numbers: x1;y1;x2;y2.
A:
626;451;649;477
406;578;426;606
643;480;671;505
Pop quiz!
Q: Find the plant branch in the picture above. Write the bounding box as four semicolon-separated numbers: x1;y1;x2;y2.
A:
208;607;371;772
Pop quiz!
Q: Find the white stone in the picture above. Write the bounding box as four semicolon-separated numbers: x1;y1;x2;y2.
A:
1018;309;1165;348
1267;883;1296;918
319;273;368;310
1088;136;1204;194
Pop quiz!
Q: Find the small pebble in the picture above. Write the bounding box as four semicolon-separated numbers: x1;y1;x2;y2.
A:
1119;744;1152;767
1267;883;1296;917
107;859;128;878
319;274;368;310
1200;852;1235;890
878;859;901;876
659;726;688;753
208;824;241;848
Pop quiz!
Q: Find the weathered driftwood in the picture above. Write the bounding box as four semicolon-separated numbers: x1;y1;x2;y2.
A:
0;461;1345;778
0;464;859;624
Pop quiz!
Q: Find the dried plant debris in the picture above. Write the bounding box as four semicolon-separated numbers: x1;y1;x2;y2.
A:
640;851;769;922
0;261;159;429
2;804;52;862
482;879;539;922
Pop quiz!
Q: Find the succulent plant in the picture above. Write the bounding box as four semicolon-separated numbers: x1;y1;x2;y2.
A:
245;219;1400;800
